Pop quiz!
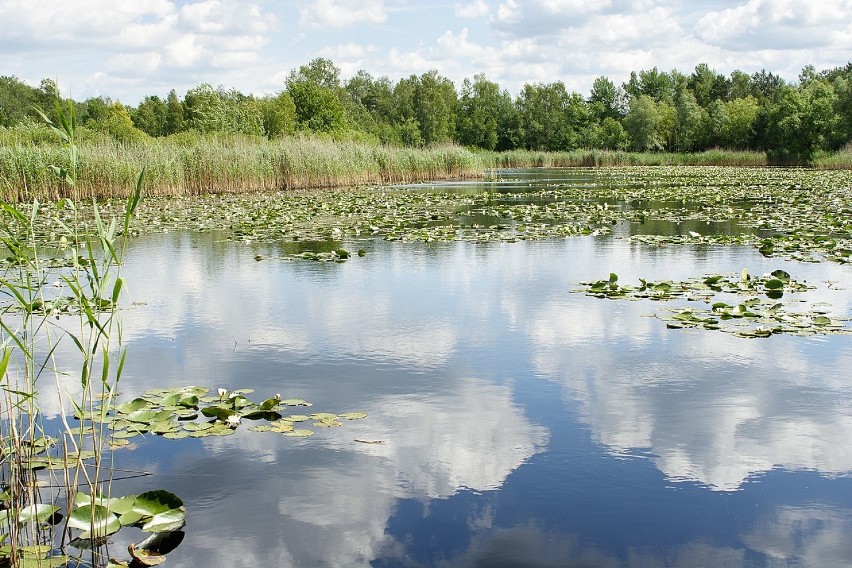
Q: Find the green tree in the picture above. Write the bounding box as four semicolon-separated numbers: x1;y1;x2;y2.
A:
184;84;263;136
165;89;185;135
516;82;589;151
259;92;296;138
286;59;347;133
751;69;786;101
826;69;852;148
456;74;504;150
132;95;168;137
88;101;147;143
586;117;630;150
391;71;456;146
623;94;675;151
729;70;755;100
765;81;838;163
0;75;40;126
688;63;730;107
624;68;676;104
588;76;624;121
414;70;457;146
673;90;709;151
719;96;759;149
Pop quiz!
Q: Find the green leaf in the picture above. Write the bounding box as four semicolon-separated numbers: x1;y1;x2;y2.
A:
68;504;121;537
141;508;186;533
132;491;184;517
17;503;60;526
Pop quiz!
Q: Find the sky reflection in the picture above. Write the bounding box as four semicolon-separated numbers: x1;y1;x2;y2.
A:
36;230;852;566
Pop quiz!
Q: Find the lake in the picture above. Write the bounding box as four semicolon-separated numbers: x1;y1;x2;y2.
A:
32;169;852;566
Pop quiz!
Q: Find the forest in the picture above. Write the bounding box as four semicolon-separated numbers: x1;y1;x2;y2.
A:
1;58;851;165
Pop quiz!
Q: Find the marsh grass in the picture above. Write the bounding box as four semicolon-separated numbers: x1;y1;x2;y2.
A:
0;129;485;201
481;148;769;168
4;125;852;201
814;144;852;169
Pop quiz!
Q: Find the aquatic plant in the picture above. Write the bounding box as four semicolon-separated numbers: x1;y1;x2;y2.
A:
0;101;184;567
577;270;850;338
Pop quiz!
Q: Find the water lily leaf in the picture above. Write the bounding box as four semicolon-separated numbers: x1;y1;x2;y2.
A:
17;504;60;525
279;399;312;407
178;395;200;408
338;412;368;420
201;406;236;421
14;553;69;568
124;410;158;424
813;316;832;325
133;491;184;517
66;450;97;462
108;495;138;516
284;414;309;422
284;429;314;437
141;508;186;533
150;422;178;434
764;279;784;290
68;504;121;537
118;510;145;527
310;413;338;420
163;430;191;440
182;422;213;432
116;398;149;414
241;410;282;421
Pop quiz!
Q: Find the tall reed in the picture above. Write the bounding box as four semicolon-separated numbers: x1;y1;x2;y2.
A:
5;126;852;202
1;101;142;566
0;130;487;201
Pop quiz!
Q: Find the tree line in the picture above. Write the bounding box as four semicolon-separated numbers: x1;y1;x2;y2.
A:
2;59;851;164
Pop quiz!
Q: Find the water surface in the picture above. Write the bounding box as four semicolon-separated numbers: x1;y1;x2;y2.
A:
45;170;852;567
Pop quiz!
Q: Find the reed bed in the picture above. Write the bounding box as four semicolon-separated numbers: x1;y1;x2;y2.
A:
0;129;488;201
480;148;769;168
4;125;852;201
814;144;852;169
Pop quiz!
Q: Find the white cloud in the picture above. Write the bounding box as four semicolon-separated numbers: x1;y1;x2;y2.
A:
298;0;388;28
320;43;379;60
455;0;490;19
696;0;852;51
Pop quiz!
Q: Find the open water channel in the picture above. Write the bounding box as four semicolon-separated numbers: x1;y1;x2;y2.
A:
40;170;852;567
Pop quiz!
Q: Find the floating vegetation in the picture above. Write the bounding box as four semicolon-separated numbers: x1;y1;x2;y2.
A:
577;270;850;338
84;386;367;441
6;166;850;266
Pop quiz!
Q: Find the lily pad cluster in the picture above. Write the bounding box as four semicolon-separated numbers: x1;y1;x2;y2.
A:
0;488;185;567
82;386;367;441
578;270;850;338
9;166;852;265
582;269;812;301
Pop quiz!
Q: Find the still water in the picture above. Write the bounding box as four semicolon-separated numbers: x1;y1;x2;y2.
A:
59;176;852;567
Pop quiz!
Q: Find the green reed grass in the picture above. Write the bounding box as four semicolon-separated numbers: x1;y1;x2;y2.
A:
480;148;769;168
1;102;142;566
4;125;852;201
0;128;488;201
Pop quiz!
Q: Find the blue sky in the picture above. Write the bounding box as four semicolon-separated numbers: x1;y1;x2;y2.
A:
1;0;851;104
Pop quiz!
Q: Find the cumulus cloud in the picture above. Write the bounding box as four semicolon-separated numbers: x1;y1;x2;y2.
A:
0;0;276;100
298;0;388;28
695;0;852;51
492;0;618;36
455;0;490;19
